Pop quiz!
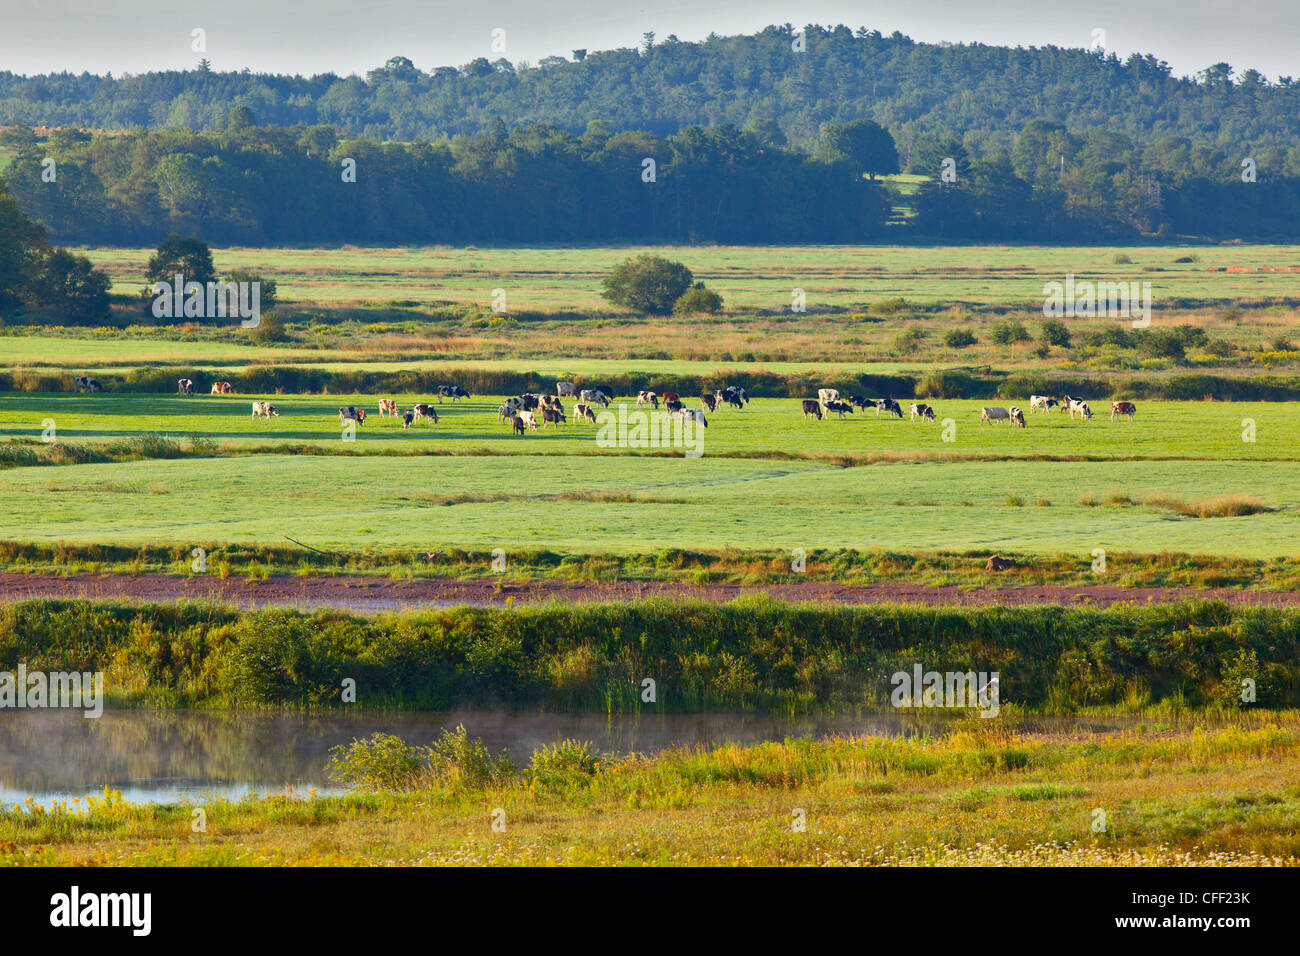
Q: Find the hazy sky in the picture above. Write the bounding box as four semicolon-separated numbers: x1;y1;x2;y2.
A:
5;0;1297;81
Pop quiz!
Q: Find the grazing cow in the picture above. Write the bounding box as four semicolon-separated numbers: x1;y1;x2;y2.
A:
580;389;609;408
847;395;871;410
1029;394;1059;414
592;386;615;402
72;375;101;393
437;385;470;403
700;394;717;412
339;406;366;426
718;387;745;409
411;403;438;425
497;403;513;422
818;388;840;404
802;399;824;420
1009;406;1026;427
823;400;854;418
542;407;566;427
1111;401;1137;422
659;391;680;405
511;414;526;436
874;398;903;419
539;394;561;410
1067;398;1093;421
519;410;539;431
677;408;708;428
504;397;524;412
980;406;1012;424
637;390;659;408
402;410;415;429
251;401;279;419
985;555;1016;572
211;381;233;395
378;399;399;417
177;378;194;396
909;402;936;422
573;402;597;423
664;399;684;414
517;394;541;411
556;381;577;397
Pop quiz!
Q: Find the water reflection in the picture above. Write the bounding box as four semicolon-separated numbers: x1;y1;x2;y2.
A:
0;709;1194;809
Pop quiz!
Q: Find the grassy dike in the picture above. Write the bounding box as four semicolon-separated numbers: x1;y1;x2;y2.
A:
1;597;1297;712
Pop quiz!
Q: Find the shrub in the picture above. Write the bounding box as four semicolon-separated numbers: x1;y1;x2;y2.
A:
868;297;908;317
943;329;976;348
990;319;1031;345
602;255;694;315
249;310;287;343
672;283;724;315
893;327;927;353
1038;319;1072;348
426;725;514;789
529;739;602;787
326;732;428;791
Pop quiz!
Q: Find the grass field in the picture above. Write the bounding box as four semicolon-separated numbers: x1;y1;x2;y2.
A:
7;722;1297;865
1;393;1296;557
73;244;1300;310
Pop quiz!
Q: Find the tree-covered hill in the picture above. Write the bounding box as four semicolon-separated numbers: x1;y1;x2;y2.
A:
3;24;1299;158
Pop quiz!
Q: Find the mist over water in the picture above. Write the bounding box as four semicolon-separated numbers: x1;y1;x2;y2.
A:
0;709;1156;808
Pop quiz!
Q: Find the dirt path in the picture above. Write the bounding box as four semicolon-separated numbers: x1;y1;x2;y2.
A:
3;572;1300;610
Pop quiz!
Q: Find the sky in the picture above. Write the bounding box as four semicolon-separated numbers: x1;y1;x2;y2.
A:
3;0;1297;81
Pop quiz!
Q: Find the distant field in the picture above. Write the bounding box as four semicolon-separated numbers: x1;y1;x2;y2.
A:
73;244;1300;310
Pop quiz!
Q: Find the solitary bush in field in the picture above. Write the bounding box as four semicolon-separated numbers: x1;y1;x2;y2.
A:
249;310;287;342
1039;319;1071;348
529;739;602;787
868;297;908;317
602;255;693;315
991;319;1031;345
673;283;724;315
943;329;976;348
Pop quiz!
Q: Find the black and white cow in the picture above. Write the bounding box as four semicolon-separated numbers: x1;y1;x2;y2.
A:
802;399;824;420
824;400;854;418
874;398;903;419
339;406;366;425
411;403;438;425
909;402;936;422
251;401;279;419
178;379;194;395
73;376;102;393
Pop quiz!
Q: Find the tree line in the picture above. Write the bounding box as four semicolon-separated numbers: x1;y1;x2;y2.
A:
4;111;1300;245
3;24;1300;162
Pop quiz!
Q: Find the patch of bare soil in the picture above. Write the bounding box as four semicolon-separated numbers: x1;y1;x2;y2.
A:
3;572;1300;611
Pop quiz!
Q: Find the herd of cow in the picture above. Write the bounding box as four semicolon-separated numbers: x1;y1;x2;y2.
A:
802;389;1137;428
69;374;1140;434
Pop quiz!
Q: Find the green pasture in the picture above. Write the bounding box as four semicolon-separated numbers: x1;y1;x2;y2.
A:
73;244;1300;310
0;451;1295;557
0;393;1294;462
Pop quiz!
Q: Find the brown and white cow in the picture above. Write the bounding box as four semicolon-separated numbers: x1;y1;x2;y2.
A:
700;394;717;413
518;410;539;431
251;401;279;419
177;378;194;395
378;399;399;417
511;414;526;436
1111;401;1136;422
542;407;566;427
339;406;366;425
211;381;233;395
659;391;680;405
